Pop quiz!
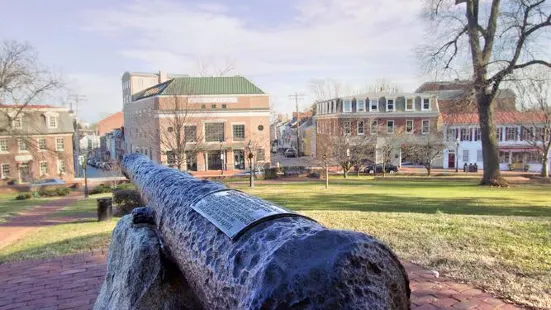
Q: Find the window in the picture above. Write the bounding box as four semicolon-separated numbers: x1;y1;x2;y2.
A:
13;116;22;129
406;120;414;134
0;140;7;152
184;126;197;142
205;123;225;142
496;127;503;141
370;99;378;111
212;104;217;109
357;121;365;135
386;99;395;112
460;128;471;141
505;127;518;141
18;140;28;152
499;151;510;163
422;120;430;134
446;128;458;142
48;116;58;128
40;161;48;176
257;149;266;161
233;124;245;141
167;127;174;133
166;151;176;166
462;150;469;162
370;120;378;135
387;120;395;134
477;150;483;162
58;159;66;174
222;104;227;109
520;127;532;141
201;104;206;109
343;121;351;135
535;127;544;140
526;152;542;163
357;99;366;112
474;128;481;141
1;164;9;179
422;98;430;111
343;100;352;113
56;138;64;151
406;98;414;111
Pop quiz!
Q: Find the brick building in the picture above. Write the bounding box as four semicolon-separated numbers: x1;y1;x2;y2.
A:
123;76;270;173
314;92;441;166
96;111;124;137
0;105;75;184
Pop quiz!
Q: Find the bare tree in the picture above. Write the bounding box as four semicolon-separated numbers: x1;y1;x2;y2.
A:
376;125;409;177
402;130;448;176
514;68;551;177
195;56;236;77
364;79;403;94
421;0;551;186
309;78;358;101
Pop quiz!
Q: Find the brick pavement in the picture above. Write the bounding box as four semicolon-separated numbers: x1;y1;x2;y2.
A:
0;252;522;310
0;196;82;250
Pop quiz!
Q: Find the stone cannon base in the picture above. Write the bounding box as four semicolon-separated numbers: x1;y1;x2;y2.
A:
94;208;201;310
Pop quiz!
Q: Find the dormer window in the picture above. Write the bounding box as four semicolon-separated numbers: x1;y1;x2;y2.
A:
343;100;352;113
357;99;366;112
13;116;22;129
386;99;395;112
422;98;431;111
48;116;58;128
406;98;414;111
369;99;378;112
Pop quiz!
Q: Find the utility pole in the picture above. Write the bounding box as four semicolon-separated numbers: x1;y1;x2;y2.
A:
68;94;87;178
289;93;304;157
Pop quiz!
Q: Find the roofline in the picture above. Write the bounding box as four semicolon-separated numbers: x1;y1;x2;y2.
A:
316;92;438;102
0;105;70;112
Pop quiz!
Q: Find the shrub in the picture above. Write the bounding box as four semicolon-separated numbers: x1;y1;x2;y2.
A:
115;182;135;190
112;189;143;216
38;189;58;197
307;172;321;179
15;193;31;200
55;187;71;196
90;184;112;195
264;168;278;180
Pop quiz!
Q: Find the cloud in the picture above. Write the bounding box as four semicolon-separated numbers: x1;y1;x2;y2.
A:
83;0;427;113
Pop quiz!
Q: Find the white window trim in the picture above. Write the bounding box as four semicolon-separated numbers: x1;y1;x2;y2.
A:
0;140;8;153
57;159;66;175
462;150;470;162
343;100;352;113
39;161;49;176
477;150;483;162
386;98;395;112
13;115;23;129
387;120;395;135
405;98;415;111
47;116;58;129
422;98;431;111
18;139;28;153
406;120;414;134
37;138;47;152
56;137;65;151
357;121;365;135
370;121;378;135
1;163;9;179
369;99;379;112
343;121;351;135
422;120;430;135
357;99;366;112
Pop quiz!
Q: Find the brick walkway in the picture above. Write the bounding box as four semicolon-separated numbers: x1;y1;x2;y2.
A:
0;252;522;310
0;196;82;250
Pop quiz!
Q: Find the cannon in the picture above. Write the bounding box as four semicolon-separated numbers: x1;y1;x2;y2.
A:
95;154;410;309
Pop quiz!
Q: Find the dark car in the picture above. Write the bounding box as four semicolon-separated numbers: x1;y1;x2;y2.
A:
284;148;297;158
364;163;398;174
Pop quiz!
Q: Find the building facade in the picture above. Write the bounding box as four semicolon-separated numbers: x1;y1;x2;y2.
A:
314;92;441;166
0;105;75;184
123;76;271;173
121;71;188;106
442;112;551;172
96;111;124;137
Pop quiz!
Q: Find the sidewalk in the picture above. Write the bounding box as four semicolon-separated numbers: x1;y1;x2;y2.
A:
0;252;522;310
0;195;81;250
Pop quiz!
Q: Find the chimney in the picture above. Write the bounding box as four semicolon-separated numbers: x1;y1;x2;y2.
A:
159;70;168;83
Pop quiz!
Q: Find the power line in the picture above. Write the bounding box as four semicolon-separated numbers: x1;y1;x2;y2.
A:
289;93;305;157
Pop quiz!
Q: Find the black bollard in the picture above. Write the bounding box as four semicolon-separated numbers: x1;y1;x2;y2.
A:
97;197;113;222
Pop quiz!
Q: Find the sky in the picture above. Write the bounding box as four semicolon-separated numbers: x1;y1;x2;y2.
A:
1;0;433;123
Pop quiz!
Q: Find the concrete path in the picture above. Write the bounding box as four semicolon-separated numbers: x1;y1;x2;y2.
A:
0;252;522;310
0;196;81;250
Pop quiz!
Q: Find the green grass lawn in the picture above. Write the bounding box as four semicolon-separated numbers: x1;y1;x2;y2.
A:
1;178;549;308
0;193;53;223
50;193;112;218
234;178;551;309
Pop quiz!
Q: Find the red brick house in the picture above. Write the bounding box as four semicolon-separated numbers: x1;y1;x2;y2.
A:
96;111;124;137
0;105;75;184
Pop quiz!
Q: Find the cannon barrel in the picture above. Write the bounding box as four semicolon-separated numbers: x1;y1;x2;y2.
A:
121;154;410;309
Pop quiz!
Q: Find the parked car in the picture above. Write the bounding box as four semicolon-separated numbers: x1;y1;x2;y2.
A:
284;148;297;158
30;179;66;187
364;163;399;174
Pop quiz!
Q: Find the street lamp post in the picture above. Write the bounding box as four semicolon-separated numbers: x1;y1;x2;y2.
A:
220;140;224;176
81;154;89;198
324;152;328;189
455;138;460;173
247;140;254;188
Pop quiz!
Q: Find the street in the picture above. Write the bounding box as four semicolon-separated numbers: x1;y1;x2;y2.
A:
271;152;319;168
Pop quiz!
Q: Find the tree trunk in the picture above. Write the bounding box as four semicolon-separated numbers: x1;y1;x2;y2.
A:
325;165;329;189
343;167;348;178
427;163;432;176
478;96;508;186
356;168;360;177
542;146;550;178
